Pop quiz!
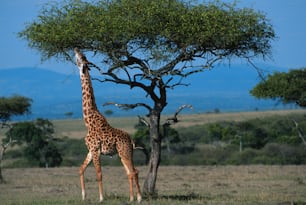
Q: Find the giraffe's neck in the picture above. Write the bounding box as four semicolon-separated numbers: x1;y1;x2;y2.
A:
79;69;109;128
80;71;98;119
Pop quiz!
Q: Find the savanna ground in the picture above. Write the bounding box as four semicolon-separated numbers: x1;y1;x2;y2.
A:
1;110;306;204
1;165;306;205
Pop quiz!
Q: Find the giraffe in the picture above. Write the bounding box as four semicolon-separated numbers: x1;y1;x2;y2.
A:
74;48;142;203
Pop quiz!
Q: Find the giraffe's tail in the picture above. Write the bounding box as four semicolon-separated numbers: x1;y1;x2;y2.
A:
132;140;144;150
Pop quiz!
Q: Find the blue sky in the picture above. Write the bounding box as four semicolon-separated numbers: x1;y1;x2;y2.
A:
1;0;306;74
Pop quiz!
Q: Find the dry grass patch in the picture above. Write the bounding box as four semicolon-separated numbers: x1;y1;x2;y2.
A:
1;165;306;204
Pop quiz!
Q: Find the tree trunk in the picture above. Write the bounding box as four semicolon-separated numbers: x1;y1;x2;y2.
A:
0;138;17;183
0;167;4;184
0;145;6;183
142;111;161;196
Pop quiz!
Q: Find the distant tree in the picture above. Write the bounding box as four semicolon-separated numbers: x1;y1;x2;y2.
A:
4;118;62;168
251;68;306;107
19;0;275;195
104;109;113;116
251;68;306;151
0;95;32;126
64;112;74;118
214;108;221;114
0;95;32;183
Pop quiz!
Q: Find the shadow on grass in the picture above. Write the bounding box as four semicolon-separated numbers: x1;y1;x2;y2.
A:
143;192;210;201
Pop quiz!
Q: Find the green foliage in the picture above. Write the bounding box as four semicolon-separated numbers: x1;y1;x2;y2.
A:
180;115;306;149
4;113;306;167
133;120;195;155
4;118;62;167
19;0;275;66
176;113;306;165
251;68;306;107
132;120;150;162
0;95;32;124
133;122;149;147
56;137;87;166
133;113;304;165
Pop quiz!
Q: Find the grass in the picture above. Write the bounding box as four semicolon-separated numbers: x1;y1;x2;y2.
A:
1;165;306;204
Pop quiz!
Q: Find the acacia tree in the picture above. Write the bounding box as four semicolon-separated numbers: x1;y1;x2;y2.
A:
19;0;275;195
5;119;62;168
251;68;306;108
0;95;32;127
251;68;306;147
0;95;32;183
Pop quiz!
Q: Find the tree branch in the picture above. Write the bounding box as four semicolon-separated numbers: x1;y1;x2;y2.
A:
156;49;191;76
137;115;150;127
103;102;152;113
165;104;193;125
291;119;306;146
2;138;18;150
246;57;266;81
0;121;11;129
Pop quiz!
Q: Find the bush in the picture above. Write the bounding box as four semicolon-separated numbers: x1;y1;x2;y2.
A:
260;143;306;164
57;137;87;166
228;148;260;165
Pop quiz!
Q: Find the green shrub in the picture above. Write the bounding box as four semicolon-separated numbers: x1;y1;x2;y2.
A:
228;148;259;165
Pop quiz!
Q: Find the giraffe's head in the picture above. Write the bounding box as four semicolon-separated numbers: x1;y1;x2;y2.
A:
74;47;90;75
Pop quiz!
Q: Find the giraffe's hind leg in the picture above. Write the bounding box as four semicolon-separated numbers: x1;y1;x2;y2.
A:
133;167;142;202
121;158;142;203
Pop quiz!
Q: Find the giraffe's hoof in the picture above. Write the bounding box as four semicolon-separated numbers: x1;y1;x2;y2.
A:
129;197;134;202
137;195;142;203
99;196;104;203
81;191;86;201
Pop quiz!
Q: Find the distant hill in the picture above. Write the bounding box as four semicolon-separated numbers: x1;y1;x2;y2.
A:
0;65;294;120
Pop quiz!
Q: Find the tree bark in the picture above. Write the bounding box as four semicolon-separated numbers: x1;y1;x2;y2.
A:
0;144;7;183
142;111;161;196
0;146;4;183
0;138;17;183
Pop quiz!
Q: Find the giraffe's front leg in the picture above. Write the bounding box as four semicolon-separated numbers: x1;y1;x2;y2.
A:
92;151;104;202
79;152;93;201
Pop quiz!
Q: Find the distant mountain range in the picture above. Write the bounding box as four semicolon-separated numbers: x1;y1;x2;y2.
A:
0;65;294;120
